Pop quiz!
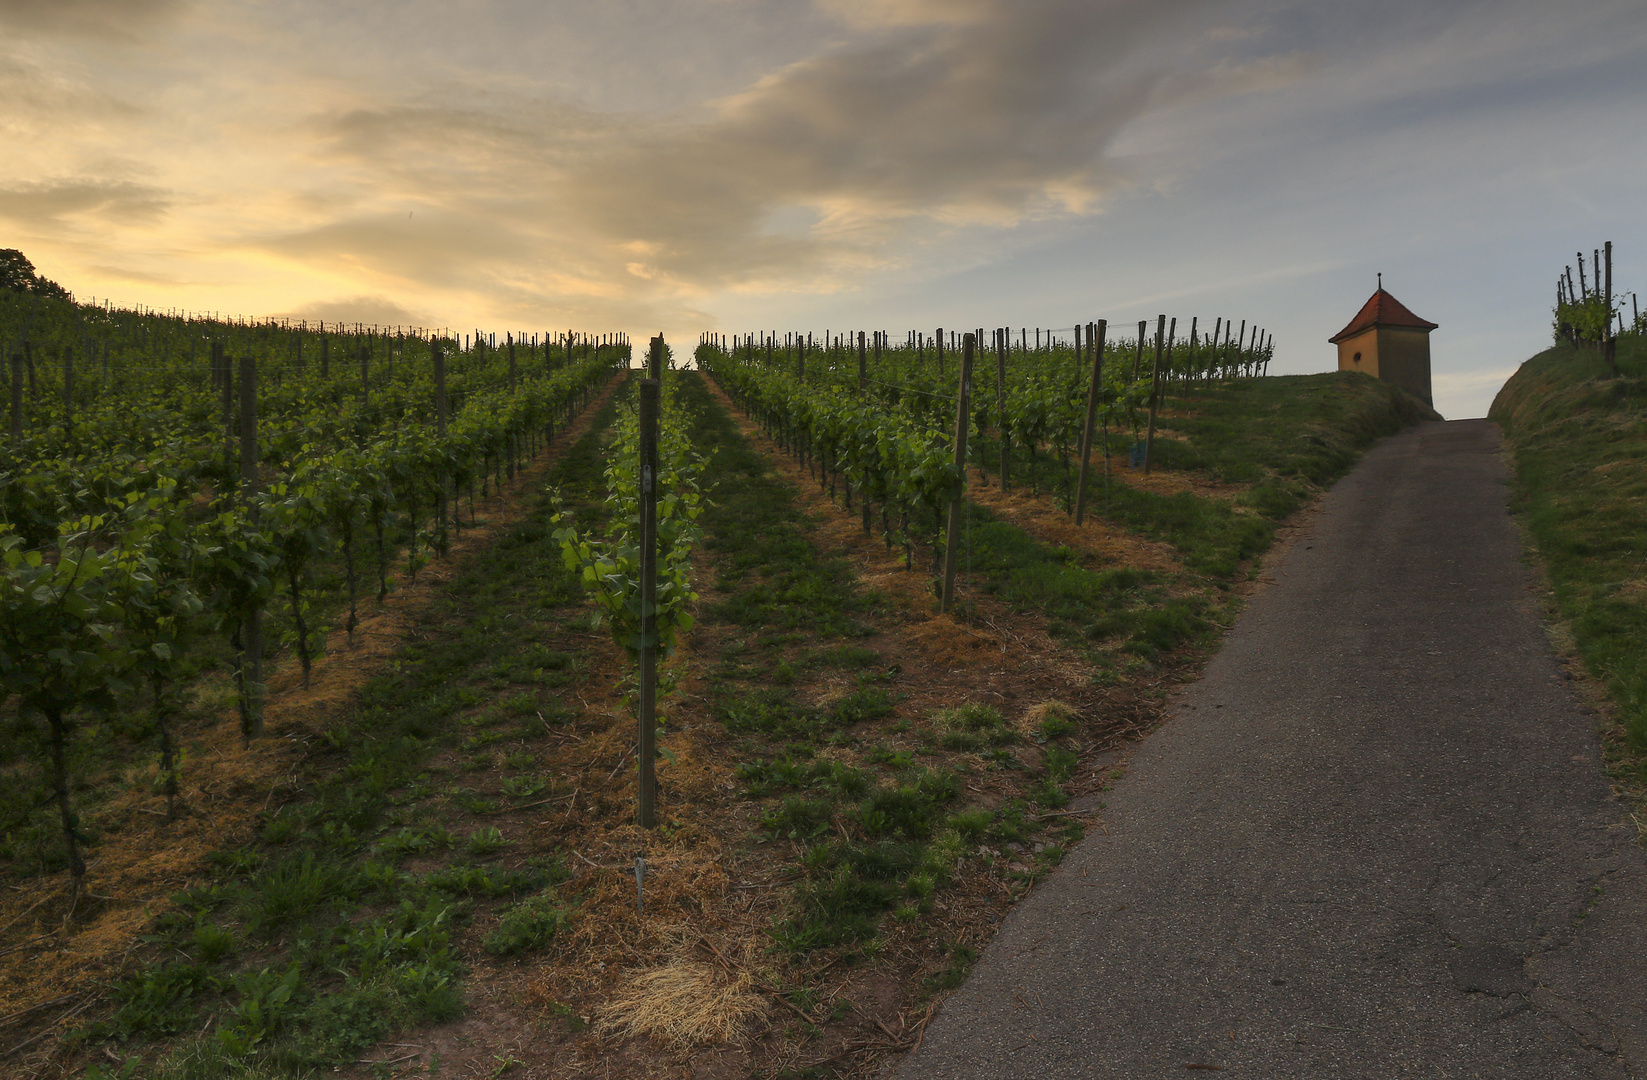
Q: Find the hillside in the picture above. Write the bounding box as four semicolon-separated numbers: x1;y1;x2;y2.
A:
1490;333;1647;789
3;355;1436;1080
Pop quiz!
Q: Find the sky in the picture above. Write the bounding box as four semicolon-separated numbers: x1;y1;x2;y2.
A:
3;0;1646;418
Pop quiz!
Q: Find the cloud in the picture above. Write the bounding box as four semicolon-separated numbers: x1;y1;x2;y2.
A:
86;262;192;285
0;54;143;135
0;0;1353;334
203;0;1305;328
259;211;532;289
815;0;995;30
0;0;184;39
274;295;434;328
0;179;170;225
556;0;1240;294
315;98;615;178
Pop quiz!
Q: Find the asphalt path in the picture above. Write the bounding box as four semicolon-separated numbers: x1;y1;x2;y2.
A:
894;419;1647;1079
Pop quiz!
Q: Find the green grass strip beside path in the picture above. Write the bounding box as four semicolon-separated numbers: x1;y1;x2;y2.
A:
1493;333;1647;754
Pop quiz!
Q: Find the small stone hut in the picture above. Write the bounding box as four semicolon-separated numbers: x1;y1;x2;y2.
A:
1329;285;1437;406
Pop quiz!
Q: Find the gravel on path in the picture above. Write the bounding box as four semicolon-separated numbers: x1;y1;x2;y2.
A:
893;419;1647;1079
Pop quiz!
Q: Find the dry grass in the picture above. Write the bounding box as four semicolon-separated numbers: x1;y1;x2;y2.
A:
906;614;1005;670
1020;699;1078;737
593;958;767;1050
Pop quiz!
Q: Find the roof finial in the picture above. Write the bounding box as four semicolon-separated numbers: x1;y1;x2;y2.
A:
1377;272;1382;292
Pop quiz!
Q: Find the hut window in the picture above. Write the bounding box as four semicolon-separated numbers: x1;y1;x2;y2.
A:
1353;352;1362;362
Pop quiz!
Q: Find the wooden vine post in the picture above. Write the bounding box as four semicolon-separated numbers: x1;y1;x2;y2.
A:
857;330;867;391
1186;316;1198;385
1143;315;1170;475
8;353;22;439
996;328;1009;490
238;353;264;742
1605;240;1617;376
637;337;662;830
61;345;73;444
941;333;974;614
1074;319;1108;524
215;341;233;469
434;340;448;436
434;341;453;544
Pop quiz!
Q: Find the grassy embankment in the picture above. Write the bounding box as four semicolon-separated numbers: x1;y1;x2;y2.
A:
1491;333;1647;806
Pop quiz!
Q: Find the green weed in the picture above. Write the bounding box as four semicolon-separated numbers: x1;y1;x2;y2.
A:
922;944;977;994
763;797;835;841
500;774;547;798
375;823;453;860
483;893;567;956
463;826;512;858
826;687;898;726
945;808;993;841
934;703;1014;750
107;961;217;1038
1045;745;1078;782
191;919;238;964
239;853;352;932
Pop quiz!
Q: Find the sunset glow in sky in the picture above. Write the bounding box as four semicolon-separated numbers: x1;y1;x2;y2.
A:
4;0;1645;416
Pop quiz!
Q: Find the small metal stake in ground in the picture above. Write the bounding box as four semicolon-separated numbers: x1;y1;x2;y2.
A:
941;334;974;615
637;352;661;830
1074;319;1107;524
635;853;646;916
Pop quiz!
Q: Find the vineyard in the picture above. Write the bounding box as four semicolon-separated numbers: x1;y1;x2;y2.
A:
1552;241;1645;375
0;292;1435;1080
1;290;627;901
697;319;1275;578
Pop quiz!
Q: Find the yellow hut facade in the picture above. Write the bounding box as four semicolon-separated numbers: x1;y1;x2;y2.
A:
1329;287;1437;406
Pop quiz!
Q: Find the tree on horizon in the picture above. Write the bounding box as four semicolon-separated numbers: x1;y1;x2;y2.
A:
0;249;72;301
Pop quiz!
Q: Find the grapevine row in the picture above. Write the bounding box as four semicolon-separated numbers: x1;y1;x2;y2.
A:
1;295;630;903
696;313;1275;555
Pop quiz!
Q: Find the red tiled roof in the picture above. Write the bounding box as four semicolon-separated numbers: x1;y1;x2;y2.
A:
1329;289;1438;343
